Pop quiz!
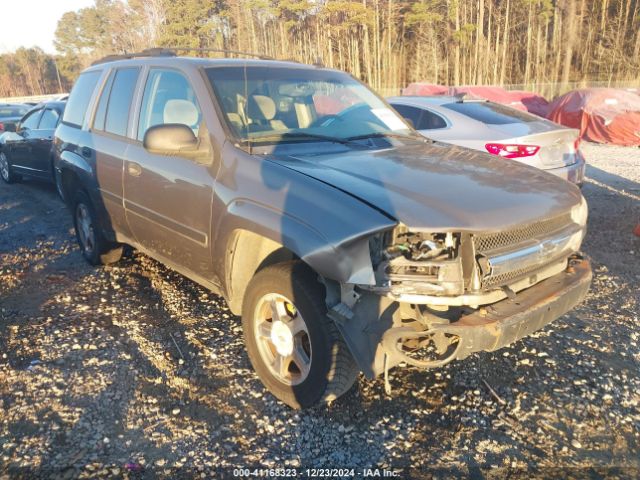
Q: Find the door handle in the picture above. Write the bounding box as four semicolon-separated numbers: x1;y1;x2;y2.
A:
127;162;142;177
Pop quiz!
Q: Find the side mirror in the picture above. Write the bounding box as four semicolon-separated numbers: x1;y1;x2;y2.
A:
143;123;199;157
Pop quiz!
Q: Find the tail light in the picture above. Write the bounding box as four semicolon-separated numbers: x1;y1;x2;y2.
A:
0;123;4;132
485;143;540;159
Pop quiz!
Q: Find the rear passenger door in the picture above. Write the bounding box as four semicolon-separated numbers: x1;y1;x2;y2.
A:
123;68;214;278
30;107;61;174
10;109;42;171
90;67;141;238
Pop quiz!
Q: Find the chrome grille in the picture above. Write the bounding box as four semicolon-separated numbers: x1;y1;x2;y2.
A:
482;261;549;289
473;213;573;253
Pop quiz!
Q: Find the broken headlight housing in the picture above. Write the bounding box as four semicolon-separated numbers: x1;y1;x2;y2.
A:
368;229;465;296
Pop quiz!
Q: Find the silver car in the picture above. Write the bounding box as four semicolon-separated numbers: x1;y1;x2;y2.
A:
388;96;586;185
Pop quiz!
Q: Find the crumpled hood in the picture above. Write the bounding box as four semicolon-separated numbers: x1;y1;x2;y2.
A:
269;142;583;232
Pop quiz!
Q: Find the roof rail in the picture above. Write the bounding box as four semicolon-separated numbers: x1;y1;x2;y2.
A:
91;47;275;66
170;47;275;60
91;48;176;65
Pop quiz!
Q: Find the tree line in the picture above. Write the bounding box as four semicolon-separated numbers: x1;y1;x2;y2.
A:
3;0;640;98
0;48;68;98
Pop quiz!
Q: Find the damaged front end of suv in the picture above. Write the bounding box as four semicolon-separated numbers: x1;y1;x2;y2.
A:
324;197;591;385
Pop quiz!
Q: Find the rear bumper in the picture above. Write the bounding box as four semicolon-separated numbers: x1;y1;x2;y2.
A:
432;257;592;360
545;156;586;185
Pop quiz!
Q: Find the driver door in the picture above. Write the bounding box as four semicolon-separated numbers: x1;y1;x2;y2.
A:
124;68;215;278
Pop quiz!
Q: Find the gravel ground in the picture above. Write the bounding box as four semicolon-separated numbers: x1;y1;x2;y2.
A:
1;143;639;478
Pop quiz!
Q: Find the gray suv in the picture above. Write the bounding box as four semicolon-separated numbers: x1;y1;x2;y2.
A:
54;50;592;408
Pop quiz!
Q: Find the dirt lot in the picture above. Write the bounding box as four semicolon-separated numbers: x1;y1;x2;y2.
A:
1;143;639;478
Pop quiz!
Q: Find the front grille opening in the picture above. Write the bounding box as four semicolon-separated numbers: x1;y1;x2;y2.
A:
473;213;573;253
482;262;545;288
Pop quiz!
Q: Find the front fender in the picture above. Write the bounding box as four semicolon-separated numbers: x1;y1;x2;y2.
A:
210;144;397;312
219;199;387;285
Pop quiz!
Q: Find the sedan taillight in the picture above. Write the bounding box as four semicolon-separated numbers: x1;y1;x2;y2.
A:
0;123;4;132
485;143;540;159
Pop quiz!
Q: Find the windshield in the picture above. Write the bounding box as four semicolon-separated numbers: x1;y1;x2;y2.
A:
205;66;413;145
0;106;28;118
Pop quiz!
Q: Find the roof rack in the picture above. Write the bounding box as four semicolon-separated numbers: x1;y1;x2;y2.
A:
91;47;275;66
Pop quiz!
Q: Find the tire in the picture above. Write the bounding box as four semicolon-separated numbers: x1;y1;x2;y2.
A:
73;191;123;265
0;151;21;184
242;261;358;409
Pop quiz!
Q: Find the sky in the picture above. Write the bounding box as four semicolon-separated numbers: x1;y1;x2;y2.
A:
0;0;95;54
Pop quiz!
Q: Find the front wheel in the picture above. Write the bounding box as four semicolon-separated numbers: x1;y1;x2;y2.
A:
0;152;21;184
73;191;123;265
242;261;358;409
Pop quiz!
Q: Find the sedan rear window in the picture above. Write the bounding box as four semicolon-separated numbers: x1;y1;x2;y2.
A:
443;101;538;124
391;104;447;130
0;106;28;118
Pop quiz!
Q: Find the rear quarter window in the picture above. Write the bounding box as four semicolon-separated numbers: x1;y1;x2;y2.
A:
443;101;538;124
63;70;102;127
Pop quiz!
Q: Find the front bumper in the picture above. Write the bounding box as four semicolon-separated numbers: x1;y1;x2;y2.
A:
378;257;592;372
434;257;591;360
545;156;586;185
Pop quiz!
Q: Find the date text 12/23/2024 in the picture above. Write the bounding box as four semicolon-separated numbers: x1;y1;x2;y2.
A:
233;468;401;477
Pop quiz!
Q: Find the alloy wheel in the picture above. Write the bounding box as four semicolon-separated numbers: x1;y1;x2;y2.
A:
0;153;9;181
76;203;95;255
253;293;312;386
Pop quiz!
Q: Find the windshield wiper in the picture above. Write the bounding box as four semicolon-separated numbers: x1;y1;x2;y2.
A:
246;132;357;146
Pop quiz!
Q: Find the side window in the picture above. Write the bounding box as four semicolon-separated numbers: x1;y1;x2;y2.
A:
20;110;42;130
416;109;447;130
93;71;116;131
38;109;60;130
63;70;102;127
137;69;202;141
391;104;423;129
104;68;140;137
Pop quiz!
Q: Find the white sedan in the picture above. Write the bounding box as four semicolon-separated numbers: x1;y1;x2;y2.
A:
388;96;586;185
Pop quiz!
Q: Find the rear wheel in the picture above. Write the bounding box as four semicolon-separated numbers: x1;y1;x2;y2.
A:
0;152;21;184
73;191;123;265
242;261;358;408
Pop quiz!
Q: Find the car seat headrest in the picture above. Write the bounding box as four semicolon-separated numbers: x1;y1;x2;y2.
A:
163;99;199;126
247;95;276;121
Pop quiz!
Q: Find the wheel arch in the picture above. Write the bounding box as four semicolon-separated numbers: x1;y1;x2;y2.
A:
57;150;93;206
217;198;394;315
224;229;300;315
